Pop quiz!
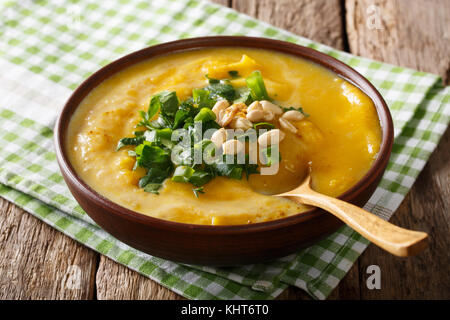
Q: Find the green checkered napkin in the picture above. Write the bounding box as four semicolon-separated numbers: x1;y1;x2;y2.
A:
0;0;448;300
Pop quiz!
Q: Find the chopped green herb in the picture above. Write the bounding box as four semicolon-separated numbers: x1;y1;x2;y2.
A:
206;80;236;102
211;155;252;180
192;186;205;198
246;70;270;101
189;171;212;187
253;122;275;131
139;166;173;194
143;183;163;194
148;113;173;129
193;139;214;152
228;70;240;78
139;167;171;188
171;144;193;166
173;100;199;129
157;90;179;117
193;88;216;109
234;86;253;105
147;94;162;119
205;74;220;84
244;163;259;179
136;144;171;169
116;136;145;150
144;127;173;147
172;166;195;183
194;107;216;123
214;162;243;179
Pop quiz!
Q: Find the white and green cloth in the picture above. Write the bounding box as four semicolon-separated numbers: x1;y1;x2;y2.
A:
0;0;448;300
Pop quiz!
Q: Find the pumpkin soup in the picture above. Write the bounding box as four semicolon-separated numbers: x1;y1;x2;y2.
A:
67;48;382;225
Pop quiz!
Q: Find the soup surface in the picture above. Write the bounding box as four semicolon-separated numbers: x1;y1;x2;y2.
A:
67;48;381;225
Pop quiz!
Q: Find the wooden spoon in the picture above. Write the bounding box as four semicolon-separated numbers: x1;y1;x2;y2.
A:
276;174;428;257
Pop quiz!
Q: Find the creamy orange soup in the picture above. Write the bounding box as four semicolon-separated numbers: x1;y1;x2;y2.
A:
67;48;382;225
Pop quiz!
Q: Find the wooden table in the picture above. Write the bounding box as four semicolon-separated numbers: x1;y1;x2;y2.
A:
0;0;448;299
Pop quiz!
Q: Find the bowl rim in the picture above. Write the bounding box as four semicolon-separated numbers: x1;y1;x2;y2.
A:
54;36;394;234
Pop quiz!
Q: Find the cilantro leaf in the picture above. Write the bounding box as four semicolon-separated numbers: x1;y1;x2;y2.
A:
212;161;243;180
136;144;171;169
144;128;173;148
147;94;161;119
143;183;163;194
158;90;179;118
206;80;236;102
139;167;171;188
173;109;190;129
234;86;253;105
193;88;216;109
137;91;178;129
189;170;212;187
116;136;145;150
173;100;199;129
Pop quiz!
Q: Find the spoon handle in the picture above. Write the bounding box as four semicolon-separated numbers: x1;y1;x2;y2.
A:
283;191;428;257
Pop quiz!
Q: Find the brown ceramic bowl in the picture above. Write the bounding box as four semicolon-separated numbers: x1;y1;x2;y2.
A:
54;36;393;266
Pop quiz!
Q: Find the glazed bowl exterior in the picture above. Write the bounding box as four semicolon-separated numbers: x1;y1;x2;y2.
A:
54;36;393;266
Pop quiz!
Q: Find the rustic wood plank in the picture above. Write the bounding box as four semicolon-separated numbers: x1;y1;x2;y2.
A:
346;0;450;82
0;198;98;299
358;128;449;299
211;0;230;6
232;0;346;50
346;0;450;299
328;263;362;299
96;256;184;300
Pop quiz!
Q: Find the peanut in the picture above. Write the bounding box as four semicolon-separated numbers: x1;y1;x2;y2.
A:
263;111;275;121
246;109;265;122
247;101;263;112
222;139;245;155
229;117;253;130
218;105;239;127
281;110;305;122
211;128;227;148
260;100;283;115
258;129;285;147
212;100;230;118
279;118;298;134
